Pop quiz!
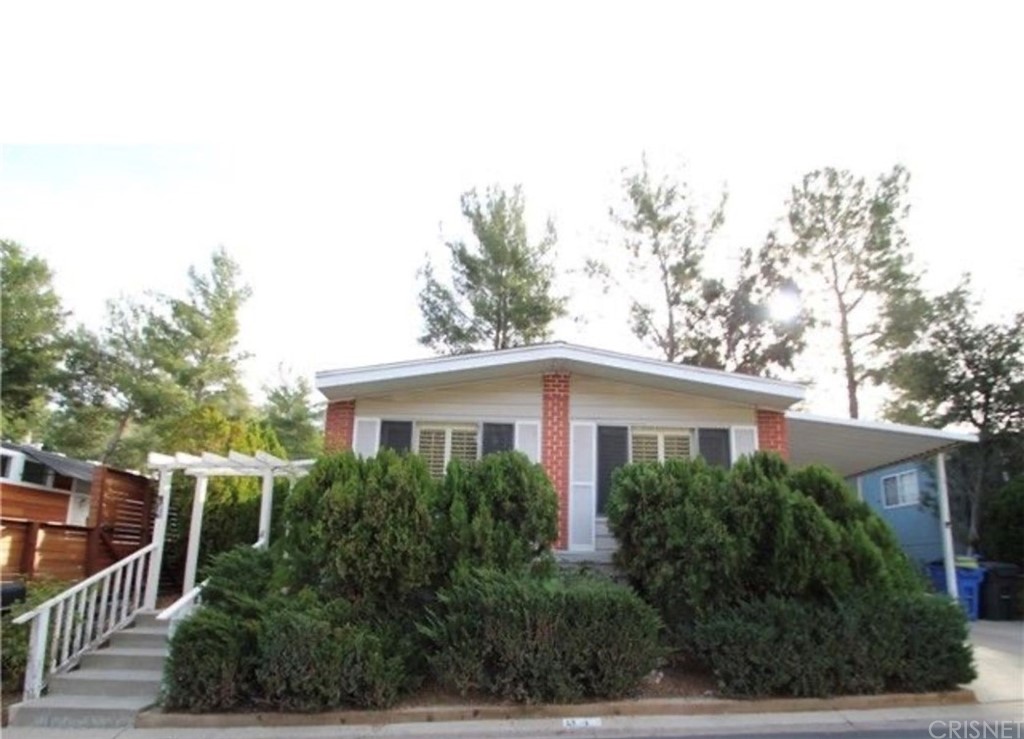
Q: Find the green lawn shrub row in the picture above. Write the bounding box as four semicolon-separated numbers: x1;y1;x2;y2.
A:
420;570;665;703
694;590;976;697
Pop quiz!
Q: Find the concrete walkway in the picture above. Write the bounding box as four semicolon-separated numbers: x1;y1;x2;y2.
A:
4;621;1020;738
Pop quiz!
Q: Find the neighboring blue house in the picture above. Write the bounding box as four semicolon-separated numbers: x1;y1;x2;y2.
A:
856;459;944;569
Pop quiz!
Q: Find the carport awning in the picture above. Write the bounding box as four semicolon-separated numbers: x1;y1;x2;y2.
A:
786;412;977;478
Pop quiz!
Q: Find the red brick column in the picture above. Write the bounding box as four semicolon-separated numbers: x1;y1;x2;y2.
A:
325;399;356;452
542;373;571;550
756;409;789;460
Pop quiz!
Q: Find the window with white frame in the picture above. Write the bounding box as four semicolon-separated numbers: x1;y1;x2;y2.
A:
630;428;693;463
415;425;479;478
882;470;919;508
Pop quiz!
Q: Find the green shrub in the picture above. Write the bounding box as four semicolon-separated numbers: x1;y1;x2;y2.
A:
164;608;251;712
202;545;276;619
982;476;1024;567
256;610;344;711
1;579;72;693
694;592;975;697
608;453;923;646
421;570;664;703
281;450;438;608
434;452;558;575
336;624;407;709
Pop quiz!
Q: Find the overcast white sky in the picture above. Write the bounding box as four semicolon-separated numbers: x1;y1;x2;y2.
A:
2;1;1022;419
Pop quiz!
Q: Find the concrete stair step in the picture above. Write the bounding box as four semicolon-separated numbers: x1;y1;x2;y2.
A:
109;626;170;648
49;668;164;696
79;646;167;671
131;611;167;629
8;694;157;728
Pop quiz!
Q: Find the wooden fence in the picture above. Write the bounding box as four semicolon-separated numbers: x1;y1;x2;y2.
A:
0;467;155;582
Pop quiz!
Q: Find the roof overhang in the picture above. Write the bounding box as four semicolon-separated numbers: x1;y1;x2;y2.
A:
316;343;806;410
786;412;978;478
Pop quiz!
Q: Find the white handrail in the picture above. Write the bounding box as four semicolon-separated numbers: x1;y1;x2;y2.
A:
156;537;266;626
13;542;159;701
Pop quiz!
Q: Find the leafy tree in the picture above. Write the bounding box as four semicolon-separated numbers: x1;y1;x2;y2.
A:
0;240;68;439
261;370;323;459
885;280;1024;549
419;186;565;354
786;166;926;418
591;159;808;376
148;247;252;414
46;301;185;466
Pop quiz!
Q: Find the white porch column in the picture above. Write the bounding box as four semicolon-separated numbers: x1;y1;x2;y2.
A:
937;452;959;600
182;475;209;593
143;469;174;610
257;472;274;549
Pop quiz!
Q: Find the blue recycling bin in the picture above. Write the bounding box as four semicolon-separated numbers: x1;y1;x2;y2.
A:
928;562;986;621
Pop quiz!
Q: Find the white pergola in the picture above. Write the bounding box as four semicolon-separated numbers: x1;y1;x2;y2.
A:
141;450;314;611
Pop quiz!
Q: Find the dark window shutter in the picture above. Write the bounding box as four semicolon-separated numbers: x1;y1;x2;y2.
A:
597;426;629;515
698;428;731;469
482;423;515;456
379;421;413;453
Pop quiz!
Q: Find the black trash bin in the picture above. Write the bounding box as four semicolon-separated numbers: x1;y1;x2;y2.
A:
979;562;1022;621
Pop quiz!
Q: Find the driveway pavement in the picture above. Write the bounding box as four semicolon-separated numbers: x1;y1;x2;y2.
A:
968;620;1024;703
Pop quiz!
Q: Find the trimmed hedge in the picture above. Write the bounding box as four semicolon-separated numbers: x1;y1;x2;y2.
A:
434;452;558;575
607;453;922;642
164;608;251;712
282;450;438;606
694;591;976;697
421;570;664;703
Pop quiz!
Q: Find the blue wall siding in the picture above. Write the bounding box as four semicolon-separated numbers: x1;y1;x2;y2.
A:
856;460;944;567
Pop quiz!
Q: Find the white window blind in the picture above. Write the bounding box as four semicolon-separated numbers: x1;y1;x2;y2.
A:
631;429;693;463
416;425;480;478
882;470;919;508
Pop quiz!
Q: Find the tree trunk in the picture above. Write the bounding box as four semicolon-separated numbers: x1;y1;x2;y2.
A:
101;411;131;464
837;304;859;419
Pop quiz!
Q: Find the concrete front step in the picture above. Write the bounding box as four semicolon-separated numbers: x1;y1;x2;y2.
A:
109;626;170;649
79;646;168;672
8;694;158;728
49;668;164;696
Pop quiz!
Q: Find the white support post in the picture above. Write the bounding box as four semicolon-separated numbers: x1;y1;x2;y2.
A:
937;452;959;601
143;469;174;610
182;475;209;593
257;472;274;549
22;608;51;700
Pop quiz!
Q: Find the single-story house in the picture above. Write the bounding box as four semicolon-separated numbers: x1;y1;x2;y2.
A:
315;343;976;565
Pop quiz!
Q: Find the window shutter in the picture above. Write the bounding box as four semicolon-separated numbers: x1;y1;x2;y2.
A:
698;428;731;469
379;421;413;453
417;429;447;478
597;426;628;515
482;423;515;456
353;418;380;458
731;426;757;462
569;423;597;550
663;432;692;460
631;432;659;463
514;421;541;463
449;428;479;464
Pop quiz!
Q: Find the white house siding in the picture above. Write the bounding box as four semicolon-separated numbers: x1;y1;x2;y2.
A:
570;374;757;557
569;375;757;426
355;375;543;423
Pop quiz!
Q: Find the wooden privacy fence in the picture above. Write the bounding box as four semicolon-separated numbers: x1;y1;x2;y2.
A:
0;466;155;582
0;519;125;581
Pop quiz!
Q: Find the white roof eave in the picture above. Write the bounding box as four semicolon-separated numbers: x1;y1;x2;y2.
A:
315;343;805;409
786;411;978;478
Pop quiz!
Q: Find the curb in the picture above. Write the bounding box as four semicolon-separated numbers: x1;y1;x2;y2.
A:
135;688;977;729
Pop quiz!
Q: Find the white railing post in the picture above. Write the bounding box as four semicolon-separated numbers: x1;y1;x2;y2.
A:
183;475;209;593
144;469;174;610
23;607;50;700
257;472;274;548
